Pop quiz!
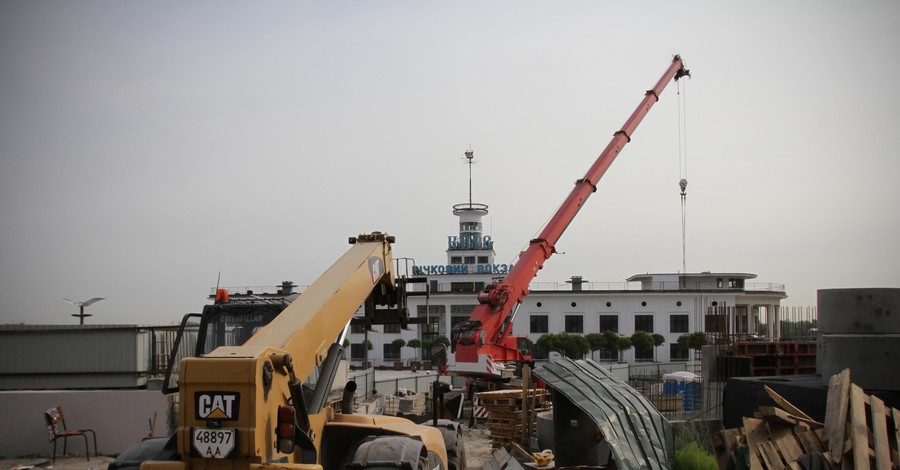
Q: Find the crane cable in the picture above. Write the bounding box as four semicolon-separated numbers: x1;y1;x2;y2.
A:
677;76;689;276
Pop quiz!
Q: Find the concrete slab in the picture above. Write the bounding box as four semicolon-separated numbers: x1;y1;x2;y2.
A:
818;334;900;390
817;288;900;334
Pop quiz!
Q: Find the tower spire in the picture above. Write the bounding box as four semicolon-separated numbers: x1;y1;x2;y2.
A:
464;149;475;206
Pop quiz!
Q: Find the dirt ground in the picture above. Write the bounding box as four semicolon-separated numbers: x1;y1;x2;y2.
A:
0;455;115;470
460;422;495;468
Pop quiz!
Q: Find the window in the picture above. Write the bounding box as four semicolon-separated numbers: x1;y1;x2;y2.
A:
530;315;549;334
450;282;476;293
350;343;367;360
417;305;446;343
464;256;476;264
477;256;489;264
422;316;441;341
565;315;583;333
598;315;618;333
596;349;616;361
383;343;401;361
451;305;475;329
384;324;401;334
450;256;463;264
451;305;476;315
717;278;724;288
670;343;689;362
351;323;366;334
670;314;689;333
729;279;745;288
635;315;653;333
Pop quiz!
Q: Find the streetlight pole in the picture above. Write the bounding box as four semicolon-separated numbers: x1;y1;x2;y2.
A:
60;297;105;325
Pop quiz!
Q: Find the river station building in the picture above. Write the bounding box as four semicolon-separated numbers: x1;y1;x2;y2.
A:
347;193;787;368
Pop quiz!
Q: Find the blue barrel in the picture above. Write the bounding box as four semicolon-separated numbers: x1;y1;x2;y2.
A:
683;381;702;411
663;380;677;397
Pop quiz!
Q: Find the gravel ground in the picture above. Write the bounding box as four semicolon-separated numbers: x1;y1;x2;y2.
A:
2;422;495;470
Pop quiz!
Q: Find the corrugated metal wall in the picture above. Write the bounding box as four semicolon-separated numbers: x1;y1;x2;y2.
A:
0;325;177;390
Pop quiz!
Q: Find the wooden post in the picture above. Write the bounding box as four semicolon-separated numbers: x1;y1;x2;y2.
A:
522;363;531;447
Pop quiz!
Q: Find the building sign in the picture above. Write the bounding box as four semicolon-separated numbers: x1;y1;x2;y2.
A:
448;235;494;250
412;263;514;275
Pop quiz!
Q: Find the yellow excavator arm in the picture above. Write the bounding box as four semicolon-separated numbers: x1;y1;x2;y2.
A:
143;232;457;470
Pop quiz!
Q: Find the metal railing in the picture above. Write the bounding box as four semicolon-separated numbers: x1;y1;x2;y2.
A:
411;280;787;294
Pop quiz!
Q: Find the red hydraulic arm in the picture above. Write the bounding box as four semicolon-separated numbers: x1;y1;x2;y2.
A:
453;55;690;373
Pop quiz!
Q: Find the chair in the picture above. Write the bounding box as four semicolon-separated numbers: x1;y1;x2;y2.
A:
44;406;98;462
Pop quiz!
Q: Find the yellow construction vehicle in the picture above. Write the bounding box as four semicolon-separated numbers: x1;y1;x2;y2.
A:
111;232;464;470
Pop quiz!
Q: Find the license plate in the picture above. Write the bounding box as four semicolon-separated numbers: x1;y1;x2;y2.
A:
192;428;236;458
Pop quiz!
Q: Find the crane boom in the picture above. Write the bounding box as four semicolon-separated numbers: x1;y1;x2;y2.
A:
131;232;459;470
453;55;690;376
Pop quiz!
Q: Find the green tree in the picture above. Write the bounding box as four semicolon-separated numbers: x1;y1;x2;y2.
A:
559;333;590;359
678;332;709;360
631;331;654;362
651;333;666;362
601;330;631;362
391;338;406;363
434;335;451;347
601;330;619;358
407;338;422;361
585;333;606;361
536;333;589;359
615;335;632;362
421;340;433;360
536;333;561;358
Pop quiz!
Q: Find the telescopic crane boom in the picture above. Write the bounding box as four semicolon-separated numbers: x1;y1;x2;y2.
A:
130;232;463;470
452;55;690;376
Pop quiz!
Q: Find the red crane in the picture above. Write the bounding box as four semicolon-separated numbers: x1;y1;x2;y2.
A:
451;55;690;377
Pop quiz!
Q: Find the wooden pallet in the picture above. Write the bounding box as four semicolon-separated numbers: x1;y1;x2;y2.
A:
714;369;900;469
477;387;551;448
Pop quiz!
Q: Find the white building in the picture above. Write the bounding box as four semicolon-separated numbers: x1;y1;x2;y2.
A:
347;168;786;367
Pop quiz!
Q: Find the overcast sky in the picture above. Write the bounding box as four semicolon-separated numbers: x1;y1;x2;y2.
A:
2;1;898;325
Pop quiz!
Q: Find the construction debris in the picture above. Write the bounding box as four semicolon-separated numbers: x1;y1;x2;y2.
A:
714;368;900;469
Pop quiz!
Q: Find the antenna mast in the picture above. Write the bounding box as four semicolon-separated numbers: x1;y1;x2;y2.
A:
464;149;475;206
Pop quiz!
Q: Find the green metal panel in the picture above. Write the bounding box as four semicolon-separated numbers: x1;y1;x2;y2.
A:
533;358;674;469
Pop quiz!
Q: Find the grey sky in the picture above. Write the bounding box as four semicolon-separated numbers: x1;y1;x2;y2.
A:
1;1;898;325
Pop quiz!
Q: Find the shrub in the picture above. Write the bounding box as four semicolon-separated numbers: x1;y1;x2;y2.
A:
673;442;717;470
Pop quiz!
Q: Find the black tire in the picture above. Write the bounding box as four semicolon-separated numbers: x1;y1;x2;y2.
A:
348;435;429;470
437;422;466;470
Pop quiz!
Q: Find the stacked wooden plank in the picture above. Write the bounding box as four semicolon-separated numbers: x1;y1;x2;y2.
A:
476;389;551;448
713;369;900;469
823;368;899;470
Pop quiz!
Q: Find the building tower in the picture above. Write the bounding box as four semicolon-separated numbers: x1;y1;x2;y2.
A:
447;150;496;273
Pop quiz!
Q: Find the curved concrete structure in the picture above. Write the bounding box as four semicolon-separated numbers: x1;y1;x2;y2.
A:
817;288;900;390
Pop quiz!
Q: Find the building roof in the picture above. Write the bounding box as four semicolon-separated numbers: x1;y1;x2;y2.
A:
626;272;758;282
